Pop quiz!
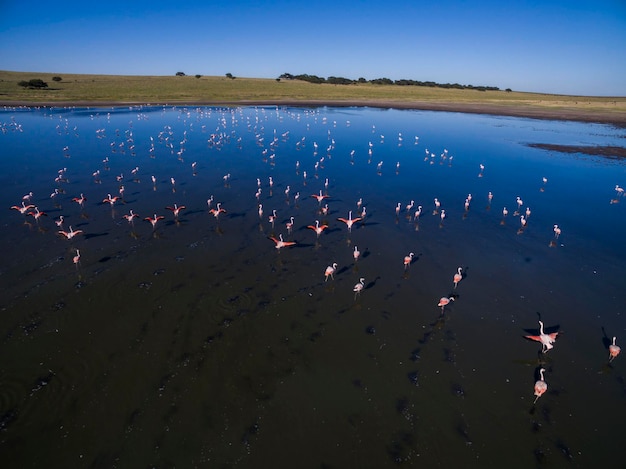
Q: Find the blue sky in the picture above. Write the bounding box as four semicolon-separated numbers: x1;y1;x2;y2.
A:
1;0;625;96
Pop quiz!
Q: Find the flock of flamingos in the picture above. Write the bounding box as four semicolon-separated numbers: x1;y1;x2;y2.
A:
7;106;623;406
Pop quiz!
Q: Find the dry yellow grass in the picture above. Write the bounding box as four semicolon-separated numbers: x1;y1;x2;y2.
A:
1;70;625;124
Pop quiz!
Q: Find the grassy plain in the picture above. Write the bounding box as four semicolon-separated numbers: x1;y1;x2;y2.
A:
1;70;625;125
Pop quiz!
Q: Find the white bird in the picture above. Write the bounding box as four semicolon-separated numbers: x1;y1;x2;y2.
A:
533;368;548;403
609;336;621;362
438;296;455;313
353;278;365;298
353;245;361;262
525;320;559;353
325;263;338;281
403;252;414;269
453;267;463;289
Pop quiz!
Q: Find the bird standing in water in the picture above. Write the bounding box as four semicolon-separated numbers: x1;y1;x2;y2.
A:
609;336;621;362
353;246;361;263
525;320;559;353
533;368;548;403
58;226;83;239
307;220;328;238
269;234;296;250
403;252;414;270
353;278;365;299
438;296;455;314
325;263;338;281
144;214;165;229
337;211;362;233
166;203;186;220
209;203;226;219
453;267;463;289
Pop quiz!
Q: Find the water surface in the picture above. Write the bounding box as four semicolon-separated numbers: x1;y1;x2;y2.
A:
1;105;625;467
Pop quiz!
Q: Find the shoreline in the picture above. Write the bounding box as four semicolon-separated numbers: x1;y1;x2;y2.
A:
2;98;626;128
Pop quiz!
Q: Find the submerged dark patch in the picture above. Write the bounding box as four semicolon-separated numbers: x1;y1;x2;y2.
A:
527;143;626;158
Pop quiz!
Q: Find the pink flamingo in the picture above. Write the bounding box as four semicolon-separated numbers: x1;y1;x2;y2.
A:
72;193;87;207
533;368;548;403
353;245;360;262
353;278;365;299
337;210;362;232
286;216;295;234
209;203;227;219
324;263;338;281
123;210;139;223
269;234;296;250
438;296;455;313
307;220;328;238
453;267;463;289
311;190;329;204
11;201;35;214
525;320;559;353
403;252;414;270
144;214;165;229
166;203;186;219
609;336;621;362
28;207;47;221
103;193;120;206
58;226;83;239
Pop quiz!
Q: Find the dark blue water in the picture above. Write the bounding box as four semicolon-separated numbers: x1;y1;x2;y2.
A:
1;105;625;467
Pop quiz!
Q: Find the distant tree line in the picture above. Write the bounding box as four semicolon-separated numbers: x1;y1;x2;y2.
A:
278;73;500;91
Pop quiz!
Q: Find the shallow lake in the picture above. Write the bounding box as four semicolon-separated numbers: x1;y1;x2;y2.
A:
1;105;625;467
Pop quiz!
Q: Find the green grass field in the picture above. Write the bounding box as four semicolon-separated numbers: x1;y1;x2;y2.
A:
1;71;625;121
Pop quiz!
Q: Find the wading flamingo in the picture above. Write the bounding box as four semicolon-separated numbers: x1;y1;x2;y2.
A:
103;193;120;206
28;207;47;221
269;234;296;250
311;190;329;204
72;193;87;207
307;220;328;238
123;210;139;223
525;320;559;353
353;278;365;299
337;211;362;232
209;203;226;219
144;214;165;229
438;296;455;313
453;267;463;289
325;263;338;281
404;252;414;270
166;203;186;219
10;201;35;214
533;368;548;403
609;336;621;362
58;226;83;239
